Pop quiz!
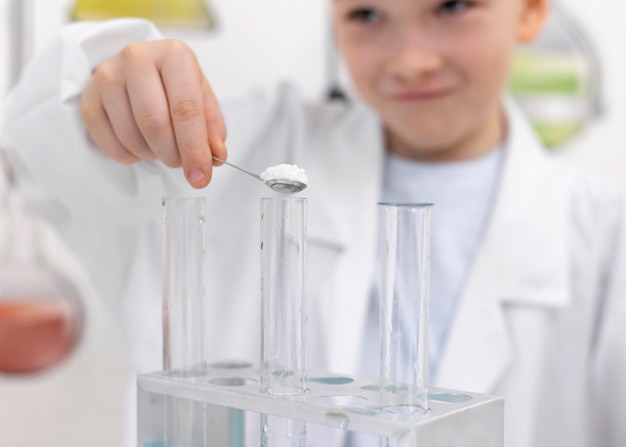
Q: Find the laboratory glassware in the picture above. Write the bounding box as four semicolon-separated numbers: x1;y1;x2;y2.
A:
378;202;432;416
0;189;82;374
260;197;307;395
138;195;505;446
162;196;208;376
260;197;307;447
161;197;211;447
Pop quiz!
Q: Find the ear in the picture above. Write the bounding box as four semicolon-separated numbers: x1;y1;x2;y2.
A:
517;0;550;43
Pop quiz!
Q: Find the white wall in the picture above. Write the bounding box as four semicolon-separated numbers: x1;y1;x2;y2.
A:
0;0;330;103
0;0;624;180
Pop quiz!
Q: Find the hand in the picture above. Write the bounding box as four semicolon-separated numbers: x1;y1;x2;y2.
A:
80;39;227;188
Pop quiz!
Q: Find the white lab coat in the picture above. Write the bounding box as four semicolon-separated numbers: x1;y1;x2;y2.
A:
1;18;625;447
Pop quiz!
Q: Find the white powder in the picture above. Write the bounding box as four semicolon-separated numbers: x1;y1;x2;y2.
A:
260;164;309;185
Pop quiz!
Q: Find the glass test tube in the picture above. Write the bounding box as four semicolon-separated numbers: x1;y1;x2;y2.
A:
162;196;207;376
260;197;307;447
379;202;432;415
260;197;307;395
261;414;307;447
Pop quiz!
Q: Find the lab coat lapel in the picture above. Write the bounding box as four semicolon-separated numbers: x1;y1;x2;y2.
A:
304;102;384;375
436;99;572;393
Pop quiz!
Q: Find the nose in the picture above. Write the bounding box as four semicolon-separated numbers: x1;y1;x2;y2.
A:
384;28;442;81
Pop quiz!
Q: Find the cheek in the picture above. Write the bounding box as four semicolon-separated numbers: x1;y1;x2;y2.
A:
453;35;515;95
342;47;380;93
343;50;372;89
337;31;389;82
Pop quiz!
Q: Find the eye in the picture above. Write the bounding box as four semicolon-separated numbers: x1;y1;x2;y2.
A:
437;0;472;16
347;8;382;23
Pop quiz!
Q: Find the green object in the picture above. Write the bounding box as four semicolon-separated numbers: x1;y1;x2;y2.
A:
508;50;585;95
71;0;215;29
508;49;589;148
531;121;582;149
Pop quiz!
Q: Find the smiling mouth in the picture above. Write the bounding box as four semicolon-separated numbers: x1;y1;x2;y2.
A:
392;89;450;101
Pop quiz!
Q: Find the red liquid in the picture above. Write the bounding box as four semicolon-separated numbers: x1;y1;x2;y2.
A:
0;299;78;373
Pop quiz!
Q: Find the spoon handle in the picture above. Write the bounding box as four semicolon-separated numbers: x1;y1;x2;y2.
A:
212;156;262;181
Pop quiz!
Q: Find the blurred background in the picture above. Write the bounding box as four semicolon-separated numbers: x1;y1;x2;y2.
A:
0;0;625;179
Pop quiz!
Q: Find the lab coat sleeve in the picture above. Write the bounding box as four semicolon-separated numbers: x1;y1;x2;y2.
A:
0;18;189;228
592;187;626;446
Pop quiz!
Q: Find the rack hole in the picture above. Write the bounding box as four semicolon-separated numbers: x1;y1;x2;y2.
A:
309;376;353;385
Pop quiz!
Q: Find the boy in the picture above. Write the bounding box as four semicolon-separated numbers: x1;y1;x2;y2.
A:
1;0;624;446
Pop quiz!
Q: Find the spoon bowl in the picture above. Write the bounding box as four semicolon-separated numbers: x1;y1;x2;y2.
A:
212;156;307;194
266;179;308;193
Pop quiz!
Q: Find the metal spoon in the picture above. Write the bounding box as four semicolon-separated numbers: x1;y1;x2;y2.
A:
212;156;307;193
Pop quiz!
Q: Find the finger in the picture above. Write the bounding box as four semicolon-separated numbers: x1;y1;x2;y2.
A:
201;78;228;165
81;80;139;165
208;130;227;168
99;80;156;161
160;42;213;188
126;63;180;167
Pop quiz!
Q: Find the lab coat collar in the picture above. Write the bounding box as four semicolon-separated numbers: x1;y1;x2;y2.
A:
435;97;573;393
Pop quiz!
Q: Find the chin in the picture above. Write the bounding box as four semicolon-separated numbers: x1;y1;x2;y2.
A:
386;123;470;161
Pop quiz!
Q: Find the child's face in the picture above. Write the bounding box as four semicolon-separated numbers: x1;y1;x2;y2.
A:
332;0;547;161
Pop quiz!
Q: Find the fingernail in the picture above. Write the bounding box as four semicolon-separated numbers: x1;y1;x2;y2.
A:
188;168;205;182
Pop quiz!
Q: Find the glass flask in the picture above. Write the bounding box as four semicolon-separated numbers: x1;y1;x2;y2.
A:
0;189;82;374
378;203;432;416
70;0;215;29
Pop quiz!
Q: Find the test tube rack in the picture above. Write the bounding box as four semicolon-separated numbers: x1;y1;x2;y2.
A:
142;197;504;446
137;363;504;446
